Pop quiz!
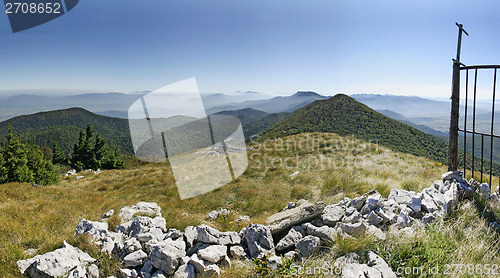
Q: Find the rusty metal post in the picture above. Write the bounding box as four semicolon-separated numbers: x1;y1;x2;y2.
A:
449;61;461;171
448;23;468;171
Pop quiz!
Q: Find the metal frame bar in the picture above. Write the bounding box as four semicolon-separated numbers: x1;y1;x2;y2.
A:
455;66;500;186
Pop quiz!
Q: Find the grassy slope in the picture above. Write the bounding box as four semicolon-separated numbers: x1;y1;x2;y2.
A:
0;132;452;277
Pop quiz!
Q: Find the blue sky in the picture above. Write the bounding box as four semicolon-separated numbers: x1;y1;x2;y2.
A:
1;0;499;97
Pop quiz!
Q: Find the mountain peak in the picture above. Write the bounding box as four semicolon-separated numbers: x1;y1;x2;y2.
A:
292;91;322;97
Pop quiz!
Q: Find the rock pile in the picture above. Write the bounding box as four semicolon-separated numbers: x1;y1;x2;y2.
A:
17;171;496;278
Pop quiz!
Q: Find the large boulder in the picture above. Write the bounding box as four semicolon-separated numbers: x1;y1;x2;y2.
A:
150;239;187;275
240;223;275;259
17;241;96;278
266;201;325;235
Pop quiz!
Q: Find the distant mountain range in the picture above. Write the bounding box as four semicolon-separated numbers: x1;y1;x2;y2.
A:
205;91;328;114
0;91;271;123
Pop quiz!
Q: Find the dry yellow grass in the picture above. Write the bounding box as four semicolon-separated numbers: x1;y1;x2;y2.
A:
0;132;457;277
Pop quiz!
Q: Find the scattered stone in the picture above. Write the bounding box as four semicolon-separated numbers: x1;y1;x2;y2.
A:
321;204;345;226
343;207;362;223
266;201;325;235
367;251;398;278
388;189;415;204
267;255;282;271
442;170;466;184
236;215;251;222
350;195;366;211
443;182;459;213
103;209;115;219
336;222;367;236
204;264;221;276
198;245;227;263
296;235;321;257
284;250;297;260
188;254;206;273
302;223;336;242
334;253;360;269
87;264;99;278
151;270;167;278
141;260;154;275
397;210;410;228
206;211;219;220
367;225;386;241
218;231;241;245
422;213;436;225
173;264;195;278
206;208;231;221
229;245;248;260
76;175;85;180
195;224;220;244
240;224;275;259
478;183;491;199
150;239;186;275
120;268;138;278
406;195;422;213
119;202;162;222
421;196;438;213
74;218;109;241
283;201;297;211
399;227;414;236
65;169;77;176
275;226;305;251
366;211;383;226
123;250;148;267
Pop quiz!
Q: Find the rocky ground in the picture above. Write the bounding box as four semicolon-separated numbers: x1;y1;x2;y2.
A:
17;170;500;278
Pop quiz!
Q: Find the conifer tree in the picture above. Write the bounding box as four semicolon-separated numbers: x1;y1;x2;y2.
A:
3;126;33;183
52;141;68;165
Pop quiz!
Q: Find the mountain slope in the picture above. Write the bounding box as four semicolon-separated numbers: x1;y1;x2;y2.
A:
260;94;449;163
0;108;133;155
376;109;448;137
212;108;291;140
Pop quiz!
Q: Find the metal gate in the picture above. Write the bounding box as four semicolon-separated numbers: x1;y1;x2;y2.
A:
448;23;500;188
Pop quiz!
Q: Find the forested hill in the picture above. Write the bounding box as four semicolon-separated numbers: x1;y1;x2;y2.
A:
0;108;133;155
259;94;449;164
